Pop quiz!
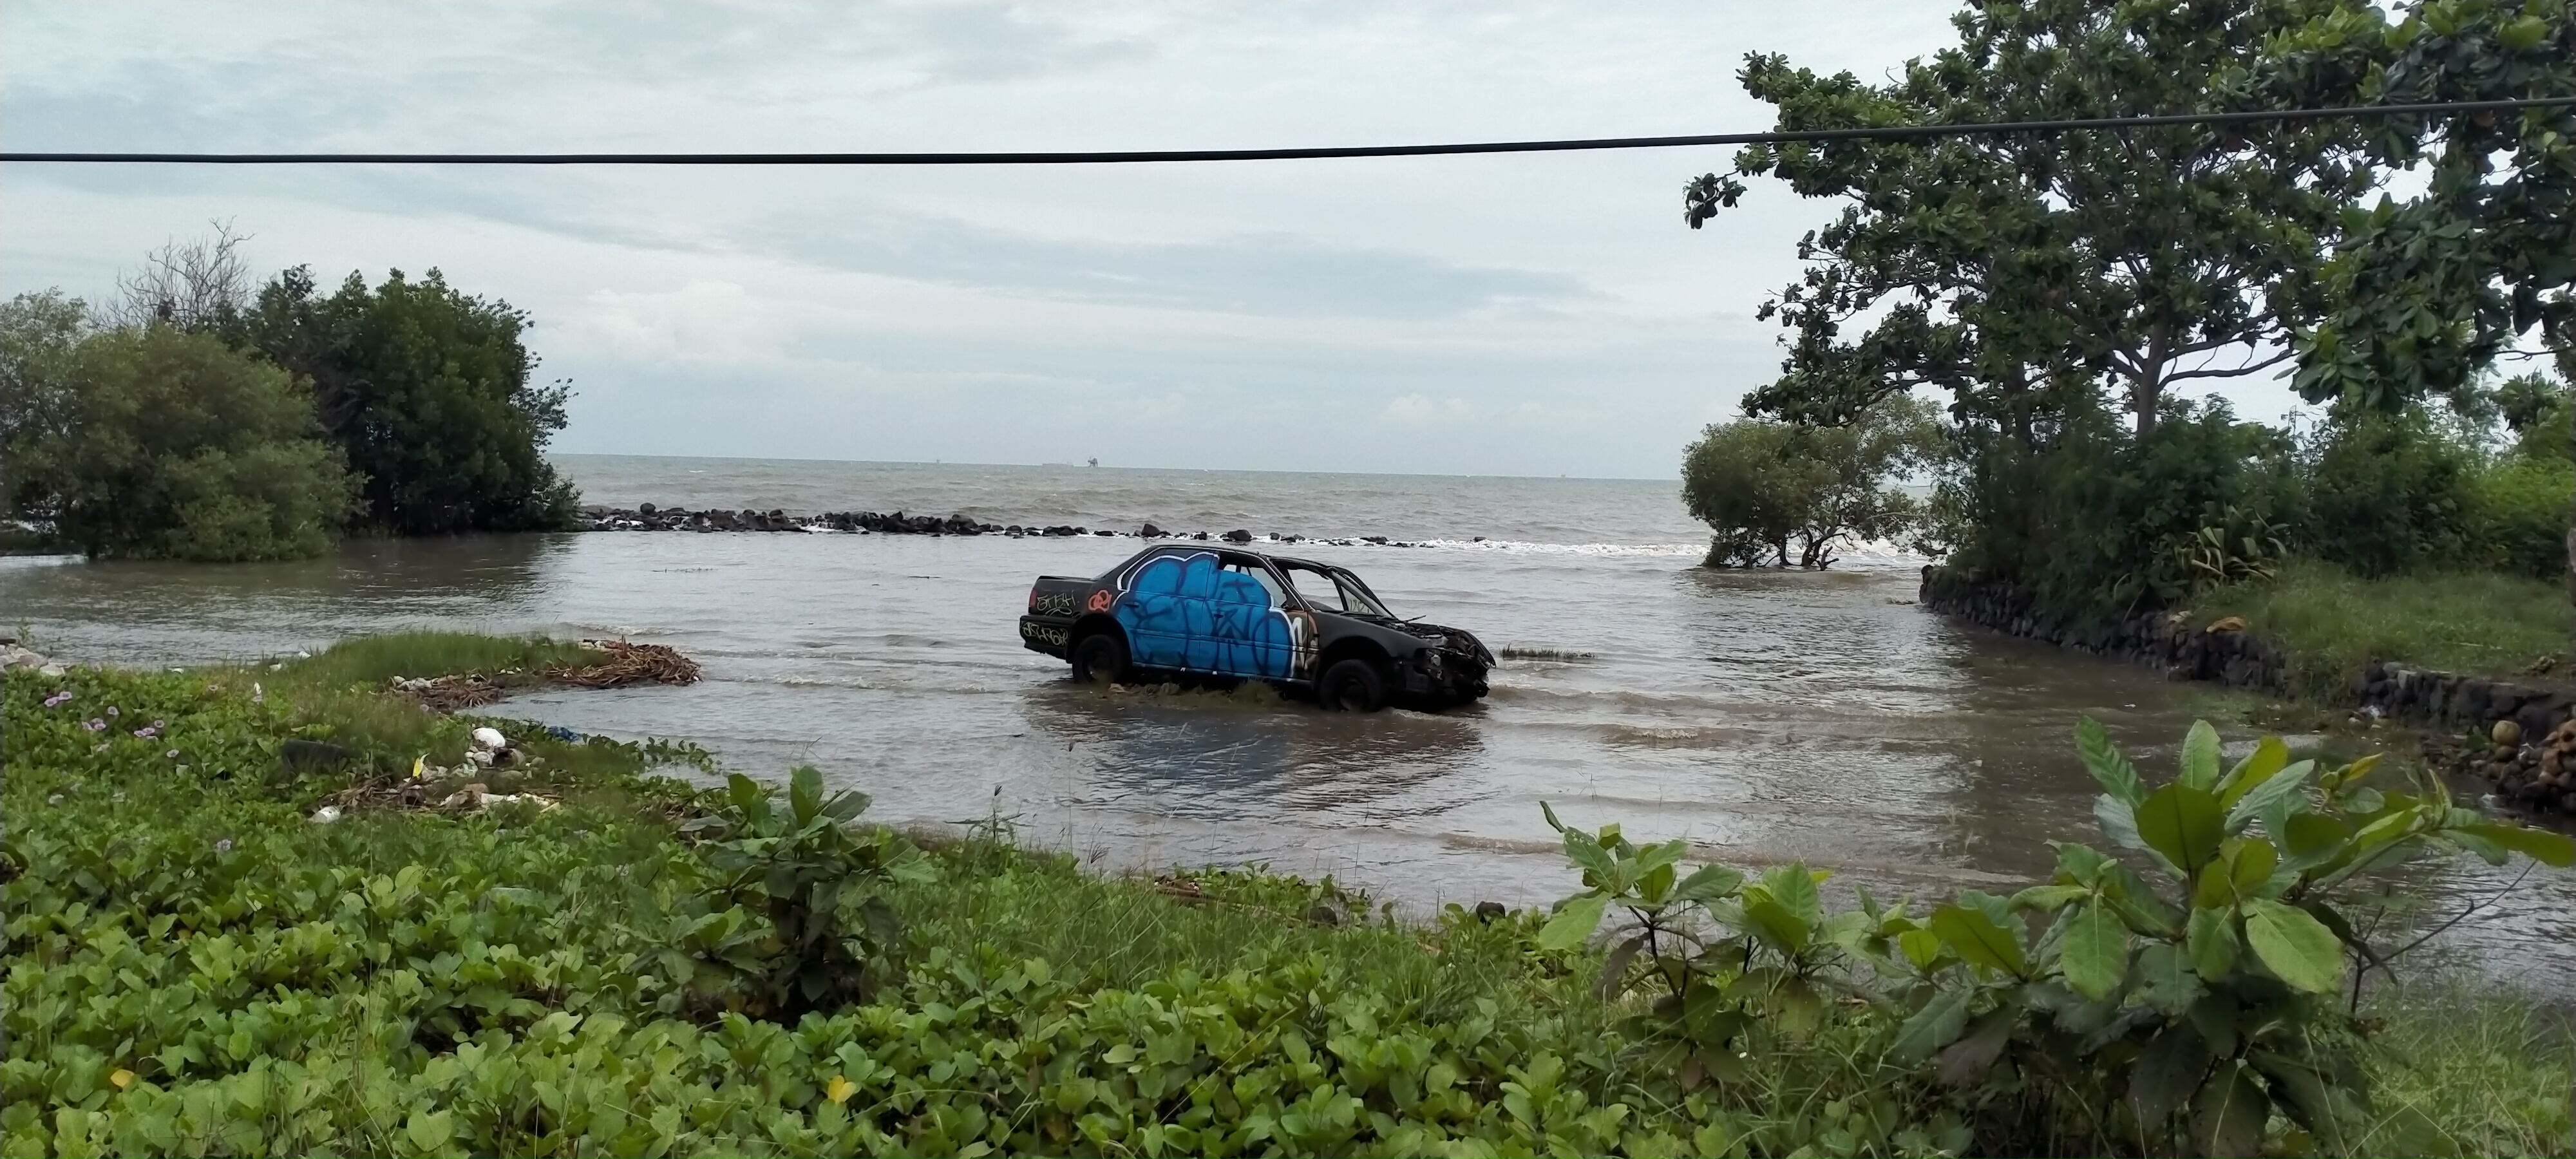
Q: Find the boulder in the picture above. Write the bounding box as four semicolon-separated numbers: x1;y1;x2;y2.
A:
1222;529;1253;543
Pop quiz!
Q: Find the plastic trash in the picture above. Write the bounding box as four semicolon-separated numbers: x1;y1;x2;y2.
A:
472;726;507;749
310;806;343;824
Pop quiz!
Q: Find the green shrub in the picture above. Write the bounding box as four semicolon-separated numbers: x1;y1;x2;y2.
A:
0;296;359;561
1542;718;2575;1156
238;267;578;534
2298;407;2485;579
2474;453;2573;579
1940;398;2300;621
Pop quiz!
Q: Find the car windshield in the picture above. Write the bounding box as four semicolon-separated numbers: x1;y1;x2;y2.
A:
1286;563;1392;617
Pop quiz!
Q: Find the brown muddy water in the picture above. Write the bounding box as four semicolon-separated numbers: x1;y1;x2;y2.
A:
5;456;2568;991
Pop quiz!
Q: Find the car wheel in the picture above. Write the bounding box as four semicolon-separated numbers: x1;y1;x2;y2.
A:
1318;657;1388;712
1070;632;1129;684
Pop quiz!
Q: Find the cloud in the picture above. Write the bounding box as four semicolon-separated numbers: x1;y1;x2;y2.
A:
1383;394;1475;424
0;1;1975;477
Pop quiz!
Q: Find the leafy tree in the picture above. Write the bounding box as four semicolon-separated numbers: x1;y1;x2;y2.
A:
1694;0;2380;442
2262;0;2576;628
1681;392;1940;569
240;267;578;535
0;294;359;561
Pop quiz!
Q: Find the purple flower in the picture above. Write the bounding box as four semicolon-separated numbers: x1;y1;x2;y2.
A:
166;749;180;759
105;706;119;718
82;718;106;732
133;726;160;739
214;838;233;854
41;691;71;708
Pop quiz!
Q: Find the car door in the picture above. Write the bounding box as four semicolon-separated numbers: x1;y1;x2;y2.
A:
1209;555;1297;679
1109;547;1208;672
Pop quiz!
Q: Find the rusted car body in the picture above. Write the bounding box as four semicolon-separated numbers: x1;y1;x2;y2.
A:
1018;545;1491;711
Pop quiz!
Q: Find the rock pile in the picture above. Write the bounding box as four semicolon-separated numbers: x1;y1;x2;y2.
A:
1;639;66;677
2469;719;2576;816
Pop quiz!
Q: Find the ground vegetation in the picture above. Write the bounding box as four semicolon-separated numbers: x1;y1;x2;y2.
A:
6;643;2572;1156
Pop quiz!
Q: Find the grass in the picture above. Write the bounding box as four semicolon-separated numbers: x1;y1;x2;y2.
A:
2202;558;2573;701
264;629;598;692
2358;978;2576;1156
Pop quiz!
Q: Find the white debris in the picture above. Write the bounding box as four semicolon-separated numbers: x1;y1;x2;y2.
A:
310;806;343;824
471;727;507;749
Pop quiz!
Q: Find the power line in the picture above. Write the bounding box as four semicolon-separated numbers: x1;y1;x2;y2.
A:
3;97;2570;165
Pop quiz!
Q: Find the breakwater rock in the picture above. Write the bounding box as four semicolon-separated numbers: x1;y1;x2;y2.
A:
574;505;1435;547
1916;569;2284;693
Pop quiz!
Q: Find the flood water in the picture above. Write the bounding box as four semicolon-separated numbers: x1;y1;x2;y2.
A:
6;455;2567;990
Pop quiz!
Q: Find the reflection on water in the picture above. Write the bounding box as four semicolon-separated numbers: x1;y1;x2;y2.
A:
5;525;2571;990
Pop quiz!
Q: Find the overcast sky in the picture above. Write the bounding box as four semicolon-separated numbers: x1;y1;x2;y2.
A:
1;2;2309;478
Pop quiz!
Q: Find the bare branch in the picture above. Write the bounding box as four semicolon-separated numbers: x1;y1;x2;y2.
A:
105;218;253;331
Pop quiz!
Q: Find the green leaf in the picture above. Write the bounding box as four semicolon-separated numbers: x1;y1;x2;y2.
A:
2009;884;2088;913
2186;906;2238;983
1764;862;1824;925
2179;721;2222;791
1897;927;1944;972
406;1109;454;1154
2076;717;2145;804
2497;14;2548;50
1537;894;1607;952
822;790;872;824
1633;838;1690;876
2242;899;2344;994
2225;757;2313;835
1890;987;1971;1062
1741;898;1811;954
1673;863;1745;904
1562;831;1618;889
2215;736;2288;809
2191;1066;2270;1159
789;765;823;824
725;773;764;816
2059;901;2130;1001
2132;942;2204;1016
1929;903;2026;977
2094;795;2178;878
2128;1022;2206;1127
2137;783;2224;872
2454;822;2576;867
2282;812;2349;862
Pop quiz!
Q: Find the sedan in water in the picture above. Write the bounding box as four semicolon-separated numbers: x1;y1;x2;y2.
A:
1018;545;1493;711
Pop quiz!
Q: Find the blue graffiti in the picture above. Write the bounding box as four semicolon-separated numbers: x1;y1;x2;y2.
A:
1113;552;1298;679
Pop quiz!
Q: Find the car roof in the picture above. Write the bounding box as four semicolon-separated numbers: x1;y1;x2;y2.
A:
1144;544;1346;572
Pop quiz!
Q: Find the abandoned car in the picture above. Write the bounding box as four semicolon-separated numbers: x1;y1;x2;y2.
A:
1018;545;1493;711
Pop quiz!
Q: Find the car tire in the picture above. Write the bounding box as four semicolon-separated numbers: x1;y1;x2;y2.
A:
1070;632;1129;684
1318;657;1388;712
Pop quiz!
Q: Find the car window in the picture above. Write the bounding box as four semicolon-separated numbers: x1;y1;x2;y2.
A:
1329;570;1393;617
1218;558;1289;606
1286;567;1345;612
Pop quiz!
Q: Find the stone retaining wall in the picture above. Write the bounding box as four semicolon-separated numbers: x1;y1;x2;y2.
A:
1917;568;2576;739
1917;568;2286;694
